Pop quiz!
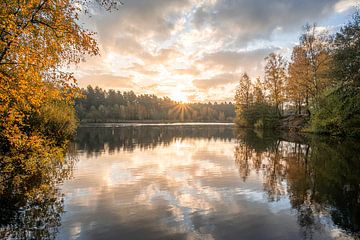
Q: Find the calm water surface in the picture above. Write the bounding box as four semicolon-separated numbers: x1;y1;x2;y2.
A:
54;124;360;240
2;124;359;239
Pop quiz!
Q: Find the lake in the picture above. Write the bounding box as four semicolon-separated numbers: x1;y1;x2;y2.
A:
2;124;360;239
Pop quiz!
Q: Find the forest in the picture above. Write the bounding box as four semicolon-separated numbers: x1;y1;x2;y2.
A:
234;13;360;136
75;86;235;122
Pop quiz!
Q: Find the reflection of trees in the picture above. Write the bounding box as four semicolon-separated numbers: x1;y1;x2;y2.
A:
263;140;287;202
234;128;360;239
0;146;76;239
75;125;234;156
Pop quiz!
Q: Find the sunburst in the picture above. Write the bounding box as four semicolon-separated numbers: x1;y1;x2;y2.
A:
168;103;193;121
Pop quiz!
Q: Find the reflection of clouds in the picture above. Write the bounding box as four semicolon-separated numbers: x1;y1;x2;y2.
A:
62;137;302;239
105;164;138;186
60;134;356;240
69;222;81;240
62;138;245;238
127;139;233;235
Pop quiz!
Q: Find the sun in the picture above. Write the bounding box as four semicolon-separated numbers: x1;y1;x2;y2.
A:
170;89;188;102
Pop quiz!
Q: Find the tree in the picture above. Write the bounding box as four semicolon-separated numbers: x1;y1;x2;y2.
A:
1;1;89;149
0;1;118;151
74;87;236;122
287;46;311;114
235;73;253;108
264;53;287;116
332;12;360;91
253;77;265;104
310;12;360;136
234;73;278;129
299;24;332;108
235;73;253;124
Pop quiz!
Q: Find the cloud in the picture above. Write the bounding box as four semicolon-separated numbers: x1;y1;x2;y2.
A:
334;0;359;12
172;68;200;76
78;74;134;89
90;0;192;45
198;48;278;75
74;0;354;101
193;73;239;90
192;0;339;45
113;37;181;64
127;63;159;76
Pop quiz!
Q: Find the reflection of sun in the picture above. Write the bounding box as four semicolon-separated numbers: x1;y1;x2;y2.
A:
170;89;188;102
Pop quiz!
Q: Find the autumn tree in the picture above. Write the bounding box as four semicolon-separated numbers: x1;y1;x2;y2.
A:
234;73;252;125
0;1;121;151
235;73;253;108
287;46;311;114
234;73;278;129
0;1;120;198
299;24;332;108
253;77;265;104
264;53;287;116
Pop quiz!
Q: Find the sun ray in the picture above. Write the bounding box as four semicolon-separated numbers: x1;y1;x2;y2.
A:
168;103;194;121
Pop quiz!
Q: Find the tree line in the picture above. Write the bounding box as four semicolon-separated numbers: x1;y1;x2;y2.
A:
75;86;235;122
235;12;360;136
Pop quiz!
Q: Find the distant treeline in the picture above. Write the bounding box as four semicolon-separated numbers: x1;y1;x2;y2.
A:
75;86;235;122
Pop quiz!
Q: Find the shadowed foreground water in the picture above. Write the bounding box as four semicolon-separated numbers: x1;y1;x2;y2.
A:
1;124;360;239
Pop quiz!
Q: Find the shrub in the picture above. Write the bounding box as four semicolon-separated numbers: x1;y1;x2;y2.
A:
236;103;279;129
310;87;360;137
31;101;78;145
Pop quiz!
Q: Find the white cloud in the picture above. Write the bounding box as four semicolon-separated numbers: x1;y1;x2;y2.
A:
334;0;358;12
74;0;352;101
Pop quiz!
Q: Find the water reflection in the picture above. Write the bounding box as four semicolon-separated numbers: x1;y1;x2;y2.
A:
234;129;360;239
0;147;76;239
75;125;233;155
2;124;359;239
57;125;360;240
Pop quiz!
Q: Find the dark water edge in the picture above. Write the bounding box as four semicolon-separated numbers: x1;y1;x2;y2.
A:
1;123;360;240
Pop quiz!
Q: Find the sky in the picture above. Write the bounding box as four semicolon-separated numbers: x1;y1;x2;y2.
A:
74;0;359;102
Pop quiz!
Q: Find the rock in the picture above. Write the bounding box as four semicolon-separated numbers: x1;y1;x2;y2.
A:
278;114;310;131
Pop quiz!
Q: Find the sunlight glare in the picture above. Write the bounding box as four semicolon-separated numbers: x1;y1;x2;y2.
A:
170;89;188;102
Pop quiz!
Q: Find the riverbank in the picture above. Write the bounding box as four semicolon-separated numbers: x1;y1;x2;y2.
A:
278;114;310;132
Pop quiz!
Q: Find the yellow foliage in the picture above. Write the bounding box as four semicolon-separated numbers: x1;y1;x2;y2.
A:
0;0;97;150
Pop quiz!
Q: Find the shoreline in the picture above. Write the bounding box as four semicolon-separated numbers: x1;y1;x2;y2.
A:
79;119;234;124
78;121;234;127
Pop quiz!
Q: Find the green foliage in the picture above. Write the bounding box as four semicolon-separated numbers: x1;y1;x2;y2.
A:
234;70;279;129
31;101;78;145
236;103;279;129
310;88;360;137
332;12;360;89
309;11;360;136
